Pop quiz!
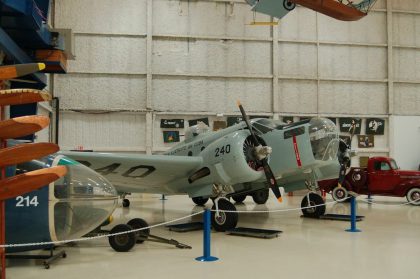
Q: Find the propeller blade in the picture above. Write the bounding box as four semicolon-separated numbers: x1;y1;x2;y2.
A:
0;166;67;200
237;100;282;203
0;116;50;139
237;100;260;146
0;143;60;168
0;63;45;80
262;159;282;202
0;89;51;106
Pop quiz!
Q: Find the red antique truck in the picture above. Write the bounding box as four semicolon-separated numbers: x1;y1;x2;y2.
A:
318;157;420;205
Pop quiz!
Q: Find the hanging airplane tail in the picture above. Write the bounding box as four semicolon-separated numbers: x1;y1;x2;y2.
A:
246;0;377;21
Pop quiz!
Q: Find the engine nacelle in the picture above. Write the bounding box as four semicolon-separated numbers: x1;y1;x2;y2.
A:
199;130;264;185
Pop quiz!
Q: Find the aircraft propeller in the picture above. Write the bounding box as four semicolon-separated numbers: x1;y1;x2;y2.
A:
337;122;356;188
237;101;282;202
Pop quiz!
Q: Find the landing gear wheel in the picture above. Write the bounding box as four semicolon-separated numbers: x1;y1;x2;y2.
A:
252;189;269;204
108;224;136;252
127;218;150;244
232;194;246;203
332;186;349;202
283;0;296;11
192;196;209;206
211;199;238;232
406;188;420;206
122;199;130;208
301;193;326;218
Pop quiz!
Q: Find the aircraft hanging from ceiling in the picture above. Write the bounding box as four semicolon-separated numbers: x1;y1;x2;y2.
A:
63;103;342;231
245;0;378;21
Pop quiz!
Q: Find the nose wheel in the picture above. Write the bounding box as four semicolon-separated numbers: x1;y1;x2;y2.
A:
301;193;326;218
211;199;238;232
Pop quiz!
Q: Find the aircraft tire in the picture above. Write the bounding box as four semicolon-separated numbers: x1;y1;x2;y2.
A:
122;198;130;208
283;0;296;11
301;193;326;218
332;186;349;202
406;188;420;206
211;199;238;232
127;218;150;244
232;194;246;203
108;224;136;252
252;189;269;204
192;196;209;206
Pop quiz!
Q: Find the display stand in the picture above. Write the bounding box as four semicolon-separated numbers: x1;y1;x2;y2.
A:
346;195;361;233
195;209;218;262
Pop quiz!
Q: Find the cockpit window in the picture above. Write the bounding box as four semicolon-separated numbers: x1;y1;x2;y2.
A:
309;118;339;161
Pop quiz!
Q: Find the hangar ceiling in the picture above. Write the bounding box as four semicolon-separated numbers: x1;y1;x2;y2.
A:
52;0;419;162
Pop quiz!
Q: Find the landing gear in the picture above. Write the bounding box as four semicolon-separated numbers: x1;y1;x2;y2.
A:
232;194;246;203
127;218;150;243
252;189;269;204
192;196;209;206
211;199;238;232
301;193;326;218
122;199;130;208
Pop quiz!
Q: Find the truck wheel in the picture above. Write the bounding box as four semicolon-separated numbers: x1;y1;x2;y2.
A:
350;169;367;188
192;196;209;206
252;189;269;204
108;224;136;252
301;193;326;218
232;194;246;203
332;186;349;202
406;188;420;206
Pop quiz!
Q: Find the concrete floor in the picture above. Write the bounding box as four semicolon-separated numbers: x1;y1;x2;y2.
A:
7;193;420;279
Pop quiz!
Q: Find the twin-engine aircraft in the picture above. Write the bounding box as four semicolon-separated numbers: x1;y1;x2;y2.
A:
246;0;377;21
63;103;341;231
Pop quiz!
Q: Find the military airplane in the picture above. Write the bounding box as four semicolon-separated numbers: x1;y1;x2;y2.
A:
245;0;377;21
63;103;341;231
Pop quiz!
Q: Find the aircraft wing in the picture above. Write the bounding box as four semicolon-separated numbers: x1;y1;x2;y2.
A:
246;0;294;19
60;151;203;194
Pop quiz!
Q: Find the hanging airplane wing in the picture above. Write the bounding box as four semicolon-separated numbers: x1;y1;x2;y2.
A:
60;151;203;194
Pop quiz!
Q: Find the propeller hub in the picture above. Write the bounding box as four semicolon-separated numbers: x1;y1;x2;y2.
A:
253;145;272;161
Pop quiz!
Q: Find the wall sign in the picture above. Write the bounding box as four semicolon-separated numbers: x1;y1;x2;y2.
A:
188;118;209;126
339;118;361;134
160;119;184;128
163;131;180;143
365;118;385;135
213;121;227;131
358;135;374;148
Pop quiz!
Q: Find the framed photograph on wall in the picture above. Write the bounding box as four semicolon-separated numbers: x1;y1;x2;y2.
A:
339;118;362;134
357;135;374;148
365;118;385;135
163;131;180;143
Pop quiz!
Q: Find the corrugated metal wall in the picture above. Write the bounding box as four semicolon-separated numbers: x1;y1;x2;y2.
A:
53;0;420;163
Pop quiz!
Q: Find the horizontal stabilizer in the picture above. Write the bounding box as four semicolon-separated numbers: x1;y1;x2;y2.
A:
0;143;59;168
0;89;51;106
0;166;67;200
0;116;50;139
0;63;45;80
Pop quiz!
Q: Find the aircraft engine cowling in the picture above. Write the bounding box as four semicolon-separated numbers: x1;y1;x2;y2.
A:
199;130;265;185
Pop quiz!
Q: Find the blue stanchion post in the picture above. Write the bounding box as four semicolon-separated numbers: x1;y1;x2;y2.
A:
195;209;219;262
346;196;361;233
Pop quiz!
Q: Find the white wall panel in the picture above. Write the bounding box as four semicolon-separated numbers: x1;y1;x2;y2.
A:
59;112;146;151
393;13;420;47
278;7;317;41
318;12;387;44
392;0;420;12
153;0;270;38
69;35;147;74
278;43;317;77
153;77;271;113
391;116;420;170
35;105;51;143
393;48;420;81
319;45;387;80
319;81;387;114
54;74;147;111
153;39;271;75
55;0;147;34
394;84;420;115
278;80;317;113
